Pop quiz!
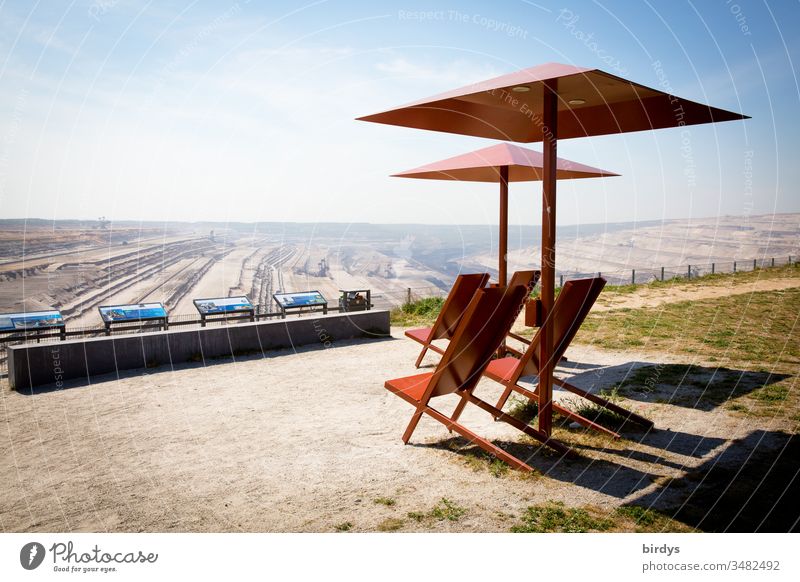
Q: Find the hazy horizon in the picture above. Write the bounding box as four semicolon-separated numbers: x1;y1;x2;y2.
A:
1;210;795;230
1;2;798;226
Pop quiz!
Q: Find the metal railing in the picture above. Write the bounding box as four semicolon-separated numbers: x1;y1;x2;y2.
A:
0;303;327;377
1;255;795;377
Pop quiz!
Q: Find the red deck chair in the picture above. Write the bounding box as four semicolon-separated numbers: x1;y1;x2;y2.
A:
458;277;653;439
406;270;540;368
404;273;489;368
385;285;571;472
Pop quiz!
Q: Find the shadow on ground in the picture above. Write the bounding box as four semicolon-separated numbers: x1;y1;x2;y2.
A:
14;335;398;395
562;361;791;411
416;436;661;499
629;430;800;532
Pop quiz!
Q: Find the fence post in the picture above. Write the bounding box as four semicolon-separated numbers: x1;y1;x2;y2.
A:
687;264;691;280
660;266;664;281
559;274;563;287
406;288;412;305
711;262;715;274
753;258;757;270
631;269;635;285
771;257;775;267
733;261;737;273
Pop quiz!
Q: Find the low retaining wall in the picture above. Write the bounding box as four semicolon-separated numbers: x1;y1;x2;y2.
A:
7;310;390;390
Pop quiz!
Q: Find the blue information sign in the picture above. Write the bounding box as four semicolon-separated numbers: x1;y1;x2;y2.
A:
194;296;253;315
98;302;168;323
0;310;64;332
273;291;327;308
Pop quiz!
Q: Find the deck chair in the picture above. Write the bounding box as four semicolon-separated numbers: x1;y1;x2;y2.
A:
404;273;489;368
385;285;571;472
406;270;540;368
457;277;653;439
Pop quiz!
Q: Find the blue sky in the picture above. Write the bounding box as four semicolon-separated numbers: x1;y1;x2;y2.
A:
0;0;797;226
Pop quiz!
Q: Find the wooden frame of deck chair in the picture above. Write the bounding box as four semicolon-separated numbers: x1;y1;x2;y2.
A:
452;277;654;440
386;284;571;472
404;272;489;368
406;270;541;368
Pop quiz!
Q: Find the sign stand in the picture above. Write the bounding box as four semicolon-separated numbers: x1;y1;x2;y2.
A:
98;302;169;336
272;291;328;319
193;296;255;327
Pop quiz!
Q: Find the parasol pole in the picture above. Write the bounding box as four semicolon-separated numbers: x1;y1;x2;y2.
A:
499;165;509;287
538;79;558;436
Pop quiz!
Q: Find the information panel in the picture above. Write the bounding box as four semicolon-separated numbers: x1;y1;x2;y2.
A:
0;310;64;332
194;296;253;315
272;291;327;309
98;303;167;323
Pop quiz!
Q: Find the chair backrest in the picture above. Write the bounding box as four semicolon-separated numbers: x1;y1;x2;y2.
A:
429;273;490;341
508;270;541;297
425;285;528;399
516;277;606;379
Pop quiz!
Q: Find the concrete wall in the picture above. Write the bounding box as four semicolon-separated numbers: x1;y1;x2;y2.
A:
7;310;390;390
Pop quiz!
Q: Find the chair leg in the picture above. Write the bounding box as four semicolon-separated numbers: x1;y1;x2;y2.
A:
402;407;425;444
422;404;535;472
468;393;574;457
450;393;469;424
503;383;621;439
553;403;620;439
553;377;654;428
494;385;515;413
414;345;429;368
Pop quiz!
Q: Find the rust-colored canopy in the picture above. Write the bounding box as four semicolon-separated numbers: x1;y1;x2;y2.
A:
392;142;618;183
358;62;749;141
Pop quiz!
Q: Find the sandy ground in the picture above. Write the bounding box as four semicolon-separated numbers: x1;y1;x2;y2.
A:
1;326;786;533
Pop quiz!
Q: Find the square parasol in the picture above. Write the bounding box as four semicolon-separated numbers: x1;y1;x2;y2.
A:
392;142;619;286
358;61;749;441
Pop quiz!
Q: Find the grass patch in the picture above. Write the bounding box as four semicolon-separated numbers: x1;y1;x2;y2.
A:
334;522;353;532
610;363;790;414
377;518;405;532
511;502;690;533
578;286;799;419
751;384;789;402
430;498;467;521
614;506;688;532
579;288;799;367
462;450;511;478
511;501;613;533
561;397;635;433
408;498;467;525
390;296;445;327
373;497;396;507
507;396;538;424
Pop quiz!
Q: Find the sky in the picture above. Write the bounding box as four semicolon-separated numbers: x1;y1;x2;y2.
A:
0;0;797;226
